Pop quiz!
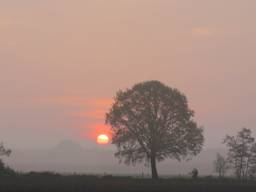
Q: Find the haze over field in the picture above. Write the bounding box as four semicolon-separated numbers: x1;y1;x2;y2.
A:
1;0;256;174
5;140;226;176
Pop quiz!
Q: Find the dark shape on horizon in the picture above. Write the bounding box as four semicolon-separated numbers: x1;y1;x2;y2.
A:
224;128;256;180
106;80;204;179
0;142;11;157
0;142;13;176
191;168;199;179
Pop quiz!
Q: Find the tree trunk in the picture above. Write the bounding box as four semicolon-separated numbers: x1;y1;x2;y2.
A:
150;155;159;179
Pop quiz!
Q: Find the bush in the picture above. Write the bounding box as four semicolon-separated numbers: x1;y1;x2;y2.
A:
0;159;15;176
192;168;199;179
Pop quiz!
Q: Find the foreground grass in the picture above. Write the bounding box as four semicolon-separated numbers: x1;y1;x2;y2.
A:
1;173;256;192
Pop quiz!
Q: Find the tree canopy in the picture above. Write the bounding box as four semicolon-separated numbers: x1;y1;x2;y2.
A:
106;81;204;179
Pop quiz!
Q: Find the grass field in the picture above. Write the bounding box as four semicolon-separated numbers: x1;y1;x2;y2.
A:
1;173;256;192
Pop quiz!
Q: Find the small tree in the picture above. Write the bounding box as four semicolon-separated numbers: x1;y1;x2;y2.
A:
223;128;256;180
213;153;229;177
106;81;204;179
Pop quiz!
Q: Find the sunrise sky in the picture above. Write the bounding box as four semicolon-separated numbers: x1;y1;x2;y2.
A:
1;0;256;150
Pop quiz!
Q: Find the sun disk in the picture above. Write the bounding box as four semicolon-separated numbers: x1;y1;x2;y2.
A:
97;134;109;144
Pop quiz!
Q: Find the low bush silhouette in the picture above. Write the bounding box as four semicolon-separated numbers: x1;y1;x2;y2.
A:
0;159;16;176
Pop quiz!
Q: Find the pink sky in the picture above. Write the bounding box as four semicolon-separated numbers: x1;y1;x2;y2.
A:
1;0;256;149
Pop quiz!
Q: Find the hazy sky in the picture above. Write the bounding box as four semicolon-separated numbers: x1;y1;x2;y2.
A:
1;0;256;149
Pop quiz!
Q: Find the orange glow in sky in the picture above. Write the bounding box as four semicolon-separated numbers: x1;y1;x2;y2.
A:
81;123;112;143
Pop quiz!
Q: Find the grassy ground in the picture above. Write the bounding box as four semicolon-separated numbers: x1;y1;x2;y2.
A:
0;173;256;192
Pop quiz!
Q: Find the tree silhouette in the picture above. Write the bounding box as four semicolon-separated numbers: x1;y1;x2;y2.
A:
224;128;256;180
213;153;229;178
106;81;204;179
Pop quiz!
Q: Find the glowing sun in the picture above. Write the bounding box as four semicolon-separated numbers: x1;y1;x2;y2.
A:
97;134;109;144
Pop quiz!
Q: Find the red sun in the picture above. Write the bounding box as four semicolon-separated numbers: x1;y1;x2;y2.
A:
97;134;109;144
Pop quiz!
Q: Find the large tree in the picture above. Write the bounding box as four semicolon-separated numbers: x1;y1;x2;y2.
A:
106;81;204;179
